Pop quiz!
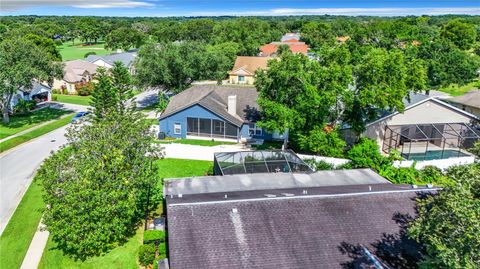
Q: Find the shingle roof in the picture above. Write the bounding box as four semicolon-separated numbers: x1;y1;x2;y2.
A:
20;81;51;94
229;56;272;76
86;50;137;67
166;183;437;269
63;60;98;83
160;85;260;126
164;169;390;196
449;90;480;109
281;33;301;42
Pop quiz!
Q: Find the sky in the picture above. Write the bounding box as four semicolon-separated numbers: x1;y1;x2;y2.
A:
1;0;479;17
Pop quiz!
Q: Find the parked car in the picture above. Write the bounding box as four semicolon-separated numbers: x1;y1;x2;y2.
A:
71;111;90;123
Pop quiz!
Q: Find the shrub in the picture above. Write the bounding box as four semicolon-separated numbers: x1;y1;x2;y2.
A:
296;126;346;157
75;82;94;96
304;159;335;171
51;95;58;101
143;230;165;244
138;244;156;267
84;51;97;58
158;242;166;255
468;141;480;158
420;166;443;183
347;138;390;171
52;88;61;94
379;165;420;184
14;99;36;115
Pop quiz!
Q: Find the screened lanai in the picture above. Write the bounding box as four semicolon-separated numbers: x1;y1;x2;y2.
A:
382;123;480;161
213;150;313;175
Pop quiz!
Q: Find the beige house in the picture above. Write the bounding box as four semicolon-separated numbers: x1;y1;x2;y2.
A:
447;90;480;117
228;56;272;85
345;93;479;161
53;60;98;94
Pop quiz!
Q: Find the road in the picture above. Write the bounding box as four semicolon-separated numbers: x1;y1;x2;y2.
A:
0;125;70;235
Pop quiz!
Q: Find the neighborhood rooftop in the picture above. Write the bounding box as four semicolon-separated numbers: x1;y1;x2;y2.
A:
85;50;137;67
165;175;439;269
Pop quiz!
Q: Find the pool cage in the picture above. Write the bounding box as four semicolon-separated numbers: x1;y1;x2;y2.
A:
382;123;480;161
213;150;313;175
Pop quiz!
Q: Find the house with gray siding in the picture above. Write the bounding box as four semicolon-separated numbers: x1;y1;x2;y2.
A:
159;85;285;142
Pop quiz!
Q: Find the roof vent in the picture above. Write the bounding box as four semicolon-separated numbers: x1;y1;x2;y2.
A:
411;185;418;189
302;190;308;195
281;193;294;197
426;184;433;189
232;208;238;213
224;194;228;199
264;194;277;198
178;194;183;198
368;185;372;192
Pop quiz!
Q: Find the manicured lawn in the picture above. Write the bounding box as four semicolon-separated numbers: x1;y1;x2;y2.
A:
0;114;74;153
438;81;479;96
38;158;211;269
156;158;213;178
0;108;70;139
58;39;113;61
53;94;92;106
156;138;237;147
0;180;45;269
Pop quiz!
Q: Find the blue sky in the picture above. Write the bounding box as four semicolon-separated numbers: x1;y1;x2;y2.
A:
1;0;479;17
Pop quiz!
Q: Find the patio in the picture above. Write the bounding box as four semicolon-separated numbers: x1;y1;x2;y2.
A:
382;123;479;161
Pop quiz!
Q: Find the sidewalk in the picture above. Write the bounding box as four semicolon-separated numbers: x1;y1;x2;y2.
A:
20;220;49;269
161;143;247;161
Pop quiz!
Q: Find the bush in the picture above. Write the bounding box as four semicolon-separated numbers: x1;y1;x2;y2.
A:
51;95;58;101
158;242;166;255
138;244;156;267
84;51;97;58
143;230;165;244
347;138;390;171
304;159;335;171
52;88;61;94
14;99;36;115
420;166;443;183
379;165;420;184
75;82;93;96
296;126;346;157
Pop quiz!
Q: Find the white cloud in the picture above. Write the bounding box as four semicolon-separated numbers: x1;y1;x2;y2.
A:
1;0;155;11
189;7;480;17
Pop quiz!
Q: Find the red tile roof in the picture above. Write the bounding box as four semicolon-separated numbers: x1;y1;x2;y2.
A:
260;42;308;56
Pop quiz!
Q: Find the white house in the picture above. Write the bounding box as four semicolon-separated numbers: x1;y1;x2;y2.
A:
85;50;137;74
10;82;51;110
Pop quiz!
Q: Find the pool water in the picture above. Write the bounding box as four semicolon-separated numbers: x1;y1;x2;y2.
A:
403;150;470;161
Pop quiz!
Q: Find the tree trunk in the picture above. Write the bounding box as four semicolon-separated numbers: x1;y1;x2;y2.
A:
2;107;9;124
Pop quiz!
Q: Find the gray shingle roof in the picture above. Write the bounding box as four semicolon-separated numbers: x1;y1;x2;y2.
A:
86;50;137;67
164;169;389;196
160;85;260;126
166;183;437;269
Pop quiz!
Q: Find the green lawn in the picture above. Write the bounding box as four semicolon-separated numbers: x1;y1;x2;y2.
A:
437;81;480;96
53;94;92;106
156;138;237;147
58;39;113;61
0;114;74;153
0;108;70;139
37;158;212;269
0;180;45;269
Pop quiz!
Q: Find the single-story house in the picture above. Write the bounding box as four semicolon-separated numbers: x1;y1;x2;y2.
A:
259;41;309;57
159;85;284;142
85;50;137;74
228;56;272;85
164;168;438;269
344;92;479;161
446;90;480;117
9;82;52;110
53;60;98;94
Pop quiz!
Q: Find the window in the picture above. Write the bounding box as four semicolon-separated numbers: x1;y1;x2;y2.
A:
238;76;245;82
249;123;262;136
174;123;181;135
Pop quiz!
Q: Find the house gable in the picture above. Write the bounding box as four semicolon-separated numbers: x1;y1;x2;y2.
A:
230;67;253;76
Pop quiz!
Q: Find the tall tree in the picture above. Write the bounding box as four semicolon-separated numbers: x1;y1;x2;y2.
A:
408;164;480;269
441;19;477;50
0;38;62;123
105;27;145;51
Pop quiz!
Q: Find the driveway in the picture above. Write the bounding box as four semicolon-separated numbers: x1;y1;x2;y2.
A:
0;125;69;235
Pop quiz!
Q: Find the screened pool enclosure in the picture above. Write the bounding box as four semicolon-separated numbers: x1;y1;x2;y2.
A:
214;150;313;175
382;123;479;161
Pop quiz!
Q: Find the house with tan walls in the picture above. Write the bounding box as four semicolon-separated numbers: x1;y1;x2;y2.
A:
228;56;272;85
343;93;479;161
53;60;99;94
446;90;480;117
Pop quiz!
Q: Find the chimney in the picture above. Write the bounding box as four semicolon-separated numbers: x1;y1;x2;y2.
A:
228;95;237;116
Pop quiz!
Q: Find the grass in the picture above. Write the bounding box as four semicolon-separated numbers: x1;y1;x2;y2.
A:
437;81;479;96
0;180;45;269
53;94;92;106
252;140;283;150
156;138;237;147
0;108;70;139
58;39;113;61
37;158;211;269
0;114;74;153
